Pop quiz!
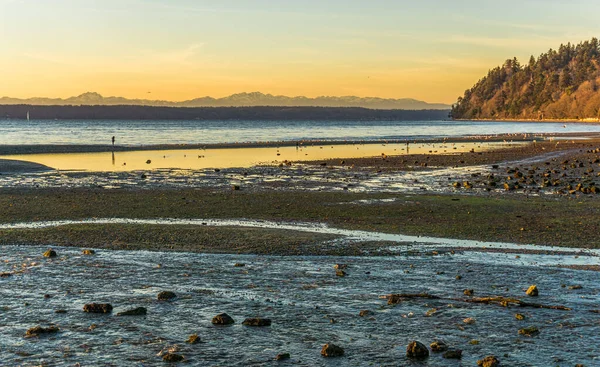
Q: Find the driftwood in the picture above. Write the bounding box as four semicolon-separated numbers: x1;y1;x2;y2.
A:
384;293;441;305
382;294;571;311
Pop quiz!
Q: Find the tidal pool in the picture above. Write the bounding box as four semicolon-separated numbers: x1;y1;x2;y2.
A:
0;141;520;172
1;244;598;366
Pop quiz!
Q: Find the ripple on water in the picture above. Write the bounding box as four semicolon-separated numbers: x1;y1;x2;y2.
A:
1;245;599;366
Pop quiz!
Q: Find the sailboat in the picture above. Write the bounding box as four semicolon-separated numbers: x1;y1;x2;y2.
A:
26;111;30;121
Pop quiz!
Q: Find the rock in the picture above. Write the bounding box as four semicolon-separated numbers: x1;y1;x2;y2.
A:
275;353;291;361
463;317;476;324
359;310;373;317
0;272;11;277
242;318;272;326
569;285;583;290
186;334;200;344
82;249;96;255
336;270;346;277
477;355;500;367
464;289;474;296
145;159;152;164
83;303;113;313
43;249;57;258
443;350;463;359
162;353;184;363
117;307;147;316
212;313;235;325
455;275;462;280
515;313;526;320
321;343;344;357
234;263;245;267
406;341;429;359
54;309;67;314
157;291;177;300
430;340;448;352
333;264;348;270
518;326;540;336
25;325;59;337
231;184;240;191
526;285;539;296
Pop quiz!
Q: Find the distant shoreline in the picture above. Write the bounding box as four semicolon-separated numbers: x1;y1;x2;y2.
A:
0;105;450;121
455;118;600;123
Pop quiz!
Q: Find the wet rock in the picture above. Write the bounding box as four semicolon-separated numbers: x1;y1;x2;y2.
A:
463;317;476;325
157;291;177;301
455;275;462;280
186;334;200;344
430;340;448;352
83;303;113;313
515;313;526;320
406;341;429;359
0;272;11;278
359;310;373;317
443;350;463;359
25;325;59;337
464;289;474;296
162;353;184;363
242;318;272;327
336;270;346;277
518;326;540;336
82;249;96;255
275;353;291;361
234;263;245;267
477;355;500;367
321;343;344;357
212;313;235;325
117;307;147;316
569;285;583;290
43;249;57;258
526;285;539;297
231;184;240;190
54;309;67;314
333;264;348;270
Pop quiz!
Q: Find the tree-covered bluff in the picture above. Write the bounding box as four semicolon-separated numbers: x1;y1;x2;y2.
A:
451;38;600;120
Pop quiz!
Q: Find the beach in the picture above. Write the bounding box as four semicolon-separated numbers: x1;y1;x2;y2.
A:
2;131;600;366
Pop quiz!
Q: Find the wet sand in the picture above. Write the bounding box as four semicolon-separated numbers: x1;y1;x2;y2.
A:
0;159;52;173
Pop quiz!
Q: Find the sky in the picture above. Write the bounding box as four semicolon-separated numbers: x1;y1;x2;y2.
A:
1;0;599;104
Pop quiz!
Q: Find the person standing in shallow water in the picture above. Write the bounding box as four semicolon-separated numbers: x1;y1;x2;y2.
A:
112;136;115;147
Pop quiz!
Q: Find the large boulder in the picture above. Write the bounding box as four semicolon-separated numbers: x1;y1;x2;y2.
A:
83;303;113;313
477;355;500;367
162;353;184;363
43;249;57;258
443;350;463;359
25;325;59;337
212;313;235;325
242;318;272;327
157;291;177;301
526;285;539;296
321;344;344;357
430;340;448;352
117;307;147;316
406;341;429;359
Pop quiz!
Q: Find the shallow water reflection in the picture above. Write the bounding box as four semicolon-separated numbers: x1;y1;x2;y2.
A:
0;142;521;172
1;245;599;366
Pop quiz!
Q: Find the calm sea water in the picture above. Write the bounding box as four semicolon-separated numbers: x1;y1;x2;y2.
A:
1;119;600;146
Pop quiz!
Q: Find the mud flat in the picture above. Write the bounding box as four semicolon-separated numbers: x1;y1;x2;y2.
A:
0;159;52;174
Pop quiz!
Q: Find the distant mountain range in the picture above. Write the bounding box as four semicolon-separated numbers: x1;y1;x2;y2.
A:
0;92;450;110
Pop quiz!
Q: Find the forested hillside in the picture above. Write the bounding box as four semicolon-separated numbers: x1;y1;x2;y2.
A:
451;38;600;120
